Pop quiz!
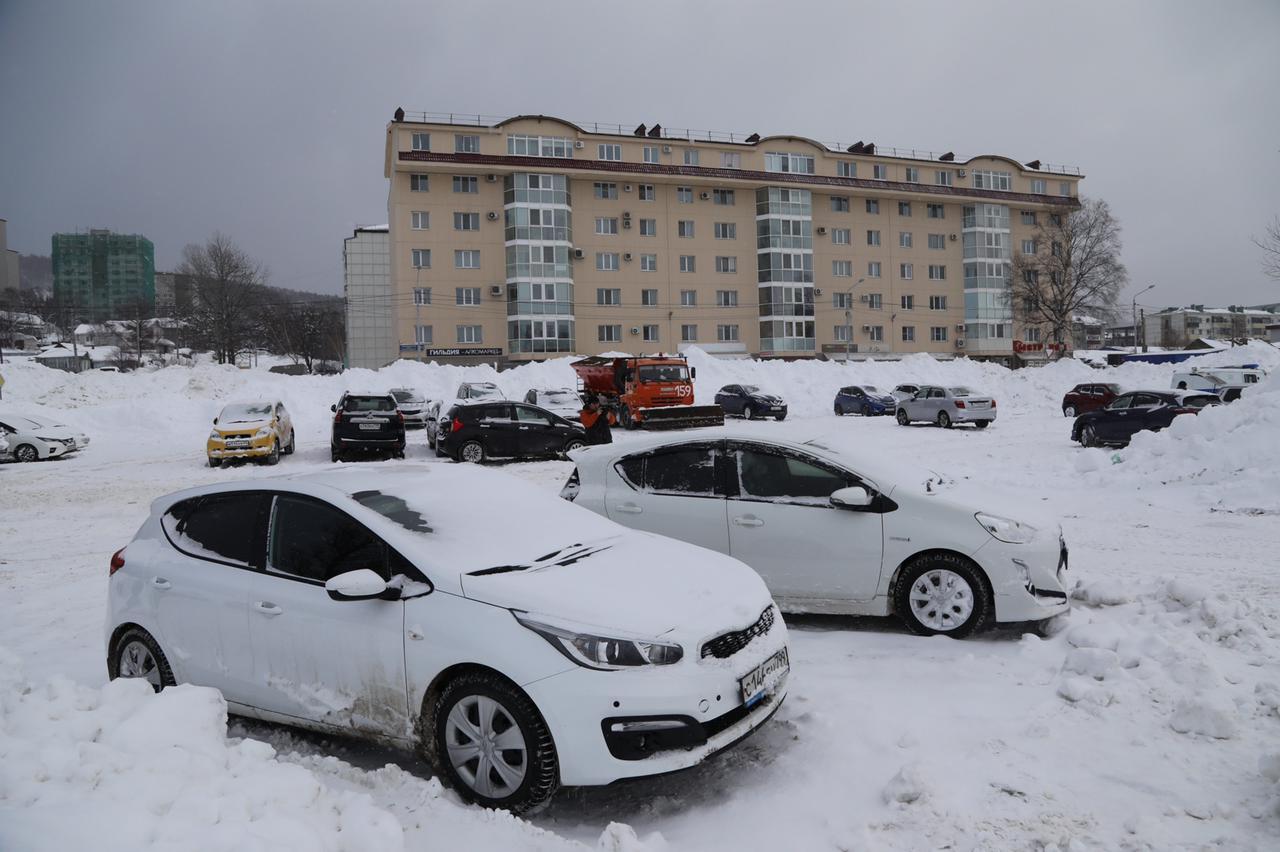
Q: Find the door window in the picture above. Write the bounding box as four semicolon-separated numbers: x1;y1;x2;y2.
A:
1108;395;1134;410
929;388;945;398
163;493;270;567
733;447;853;504
1132;393;1164;409
477;404;512;422
515;405;553;425
268;495;389;583
617;445;721;496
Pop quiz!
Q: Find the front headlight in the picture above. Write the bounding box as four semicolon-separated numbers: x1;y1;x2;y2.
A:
254;426;273;439
209;431;223;442
513;612;683;670
975;512;1037;544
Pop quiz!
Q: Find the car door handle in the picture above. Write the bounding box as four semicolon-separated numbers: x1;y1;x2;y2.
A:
614;503;643;514
253;601;283;617
151;577;171;590
733;516;764;527
479;424;491;428
518;426;530;430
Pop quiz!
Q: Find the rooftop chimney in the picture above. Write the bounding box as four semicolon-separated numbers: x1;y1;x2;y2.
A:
745;132;760;143
394;107;405;122
939;151;955;161
647;124;662;138
634;123;646;136
1025;159;1042;170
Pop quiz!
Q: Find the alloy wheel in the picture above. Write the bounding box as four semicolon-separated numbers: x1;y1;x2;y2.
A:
907;569;975;632
1082;425;1097;447
117;640;162;688
460;442;484;463
444;695;528;799
15;444;38;462
1064;405;1076;418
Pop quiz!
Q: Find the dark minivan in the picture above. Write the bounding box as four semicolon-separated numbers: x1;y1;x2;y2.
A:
439;401;585;463
330;392;406;461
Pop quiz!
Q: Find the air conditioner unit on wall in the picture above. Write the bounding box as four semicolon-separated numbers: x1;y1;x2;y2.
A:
956;324;965;331
813;288;823;296
622;219;632;229
623;252;633;261
862;325;872;332
630;327;640;335
816;226;827;235
955;339;965;348
662;145;672;153
573;248;585;259
574;140;585;149
486;211;498;221
957;169;966;177
699;191;710;200
489;285;504;297
950;233;958;241
624;184;633;192
860;294;870;303
485;174;498;182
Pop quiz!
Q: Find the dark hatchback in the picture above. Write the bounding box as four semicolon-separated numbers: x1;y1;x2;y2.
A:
439;401;586;463
714;385;787;420
834;385;897;416
330;392;406;461
1071;390;1219;448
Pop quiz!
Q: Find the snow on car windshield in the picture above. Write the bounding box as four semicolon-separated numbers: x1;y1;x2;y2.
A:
219;403;272;422
351;490;433;533
391;390;423;403
544;391;578;404
861;386;880;393
742;385;760;394
467;385;501;399
948;387;974;397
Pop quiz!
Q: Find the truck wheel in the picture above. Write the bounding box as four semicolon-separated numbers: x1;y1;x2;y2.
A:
619;406;636;430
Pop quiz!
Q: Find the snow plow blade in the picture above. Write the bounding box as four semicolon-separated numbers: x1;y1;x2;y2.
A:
638;404;725;430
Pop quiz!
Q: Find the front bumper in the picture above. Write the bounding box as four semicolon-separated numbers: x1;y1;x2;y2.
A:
207;434;275;459
400;410;429;426
977;533;1070;622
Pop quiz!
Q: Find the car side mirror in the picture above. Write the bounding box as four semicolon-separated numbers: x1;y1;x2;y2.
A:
690;367;697;379
326;569;398;602
212;417;218;424
830;485;874;510
330;404;337;412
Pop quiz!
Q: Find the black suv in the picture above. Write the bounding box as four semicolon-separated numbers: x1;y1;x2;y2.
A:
439;401;585;463
330;392;406;461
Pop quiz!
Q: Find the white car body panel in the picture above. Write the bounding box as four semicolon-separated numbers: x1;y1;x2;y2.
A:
0;411;88;460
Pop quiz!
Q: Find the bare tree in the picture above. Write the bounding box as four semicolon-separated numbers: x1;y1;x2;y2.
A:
119;297;152;368
1011;197;1128;355
177;233;267;364
263;296;345;373
1254;217;1280;281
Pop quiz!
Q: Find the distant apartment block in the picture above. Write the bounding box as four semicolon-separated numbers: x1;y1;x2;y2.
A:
343;225;395;369
0;219;20;291
1144;305;1280;348
52;229;155;322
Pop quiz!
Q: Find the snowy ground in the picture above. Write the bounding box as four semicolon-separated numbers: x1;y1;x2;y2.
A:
2;346;1280;851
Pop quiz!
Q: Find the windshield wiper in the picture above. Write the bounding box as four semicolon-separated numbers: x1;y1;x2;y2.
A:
467;542;614;577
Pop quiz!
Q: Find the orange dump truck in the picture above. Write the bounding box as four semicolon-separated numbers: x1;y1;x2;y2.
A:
571;355;725;430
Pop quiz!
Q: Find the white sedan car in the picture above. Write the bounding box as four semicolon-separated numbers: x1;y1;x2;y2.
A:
0;411;91;462
564;431;1069;638
106;466;788;813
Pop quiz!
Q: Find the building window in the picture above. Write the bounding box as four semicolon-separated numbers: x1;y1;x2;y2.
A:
453;176;478;193
902;325;916;342
640;254;658;272
833;292;851;309
456;287;481;305
831;196;850;213
643;146;661;164
531;282;556;300
411;211;429;230
837;161;856;178
410;174;429;191
678;220;695;238
681;324;698;342
721;152;741;169
639;184;655;201
928;264;946;280
1051;241;1063;257
927;204;945;219
684;149;700;166
1049;213;1062;226
1021;239;1036;254
717;324;740;342
832;260;852;277
867;261;882;278
897;262;915;280
764;152;815;174
1020;212;1036;226
639;218;657;236
714;222;737;240
598;325;621;342
873;164;887;180
899;232;913;249
904;167;919;183
411;132;430;151
594;182;618;200
936;170;952;186
901;295;915;310
866;199;880;214
716;289;739;307
1060;181;1071;197
596;252;620;271
411;249;431;268
931;326;948;342
823;228;847;246
507;134;572;158
454;212;480;231
867;230;881;246
415;324;432;344
868;325;884;341
680;289;697;306
927;233;946;250
833;325;852;342
412;288;432;306
679;255;696;273
715;256;737;274
643;324;660;341
867;293;882;310
713;189;735;206
898;201;912;217
1025;327;1042;342
972;170;1012;191
929;295;947;310
1031;178;1046;194
455;134;479;153
456;325;483;343
598;143;622;161
642;288;659;306
677;186;694;203
595;217;619;235
455;250;480;269
597;288;621;306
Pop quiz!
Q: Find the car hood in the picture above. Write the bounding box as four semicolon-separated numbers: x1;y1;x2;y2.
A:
748;393;785;405
890;475;1057;536
215;418;271;433
459;531;773;642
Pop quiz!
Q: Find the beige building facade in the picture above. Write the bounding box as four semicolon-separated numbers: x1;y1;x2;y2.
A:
382;112;1083;365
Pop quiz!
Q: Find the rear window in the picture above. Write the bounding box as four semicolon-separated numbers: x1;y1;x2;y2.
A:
616;445;720;496
948;387;973;397
343;396;396;412
163;493;269;567
1182;395;1219;409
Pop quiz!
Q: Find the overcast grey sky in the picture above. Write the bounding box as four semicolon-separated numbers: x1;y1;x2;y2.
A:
2;0;1278;309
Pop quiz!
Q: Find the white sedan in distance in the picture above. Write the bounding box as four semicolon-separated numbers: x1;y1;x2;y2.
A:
0;411;91;462
106;466;788;813
564;431;1068;638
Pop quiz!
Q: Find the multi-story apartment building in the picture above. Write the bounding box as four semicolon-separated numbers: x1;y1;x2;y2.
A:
0;219;20;292
1145;305;1280;348
52;229;155;322
382;112;1082;365
343;225;396;369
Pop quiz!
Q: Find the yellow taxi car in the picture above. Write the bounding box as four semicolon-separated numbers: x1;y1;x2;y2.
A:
207;400;295;467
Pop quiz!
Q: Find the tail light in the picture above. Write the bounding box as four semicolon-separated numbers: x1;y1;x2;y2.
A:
1171;407;1195;415
954;400;966;409
333;409;344;424
396;410;405;425
990;399;997;408
451;417;464;433
109;547;126;576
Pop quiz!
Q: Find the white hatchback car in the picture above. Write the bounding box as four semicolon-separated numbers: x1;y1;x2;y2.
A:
0;411;91;462
565;432;1069;638
106;466;788;813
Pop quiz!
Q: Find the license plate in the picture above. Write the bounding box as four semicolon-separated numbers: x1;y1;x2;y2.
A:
771;406;782;411
359;422;381;431
739;647;789;708
226;440;250;449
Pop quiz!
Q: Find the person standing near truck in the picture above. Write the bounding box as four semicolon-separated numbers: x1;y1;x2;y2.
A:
579;395;614;445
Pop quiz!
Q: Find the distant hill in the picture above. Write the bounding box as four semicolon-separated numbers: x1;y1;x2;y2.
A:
19;254;52;291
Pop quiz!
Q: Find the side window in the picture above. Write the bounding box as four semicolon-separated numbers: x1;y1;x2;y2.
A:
735;448;852;504
479;404;512;422
930;388;945;399
163;493;269;567
1109;395;1134;410
1133;393;1163;408
268;495;388;583
617;446;721;496
515;406;552;425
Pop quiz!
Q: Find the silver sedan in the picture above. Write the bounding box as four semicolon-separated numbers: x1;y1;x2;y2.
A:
896;386;996;429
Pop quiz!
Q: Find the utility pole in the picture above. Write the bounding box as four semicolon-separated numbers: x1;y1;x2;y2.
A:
843;277;866;363
1139;308;1147;353
1132;284;1155;354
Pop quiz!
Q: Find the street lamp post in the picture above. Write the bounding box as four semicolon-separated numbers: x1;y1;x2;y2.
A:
843;277;866;363
1132;284;1155;353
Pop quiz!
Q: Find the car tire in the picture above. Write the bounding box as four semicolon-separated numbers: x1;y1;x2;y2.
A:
459;440;485;464
618;406;637;430
775;412;786;421
285;430;296;454
834;402;844;416
563;438;585;457
14;443;39;463
208;457;221;468
974;420;990;429
264;440;281;465
331;447;342;462
894;554;991;639
744;405;756;420
108;627;177;692
1063;405;1076;418
937;411;952;429
896;409;910;426
1080;425;1097;448
428;671;559;815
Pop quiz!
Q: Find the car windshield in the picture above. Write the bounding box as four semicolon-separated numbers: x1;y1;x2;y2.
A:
391;390;423;404
219;403;273;422
344;396;395;412
1181;395;1220;409
861;386;880;393
1103;384;1121;394
466;385;501;399
948;387;973;397
350;489;432;533
742;385;760;394
638;365;689;382
543;391;578;405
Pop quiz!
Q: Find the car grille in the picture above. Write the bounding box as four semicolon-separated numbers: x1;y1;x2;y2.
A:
701;606;775;659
